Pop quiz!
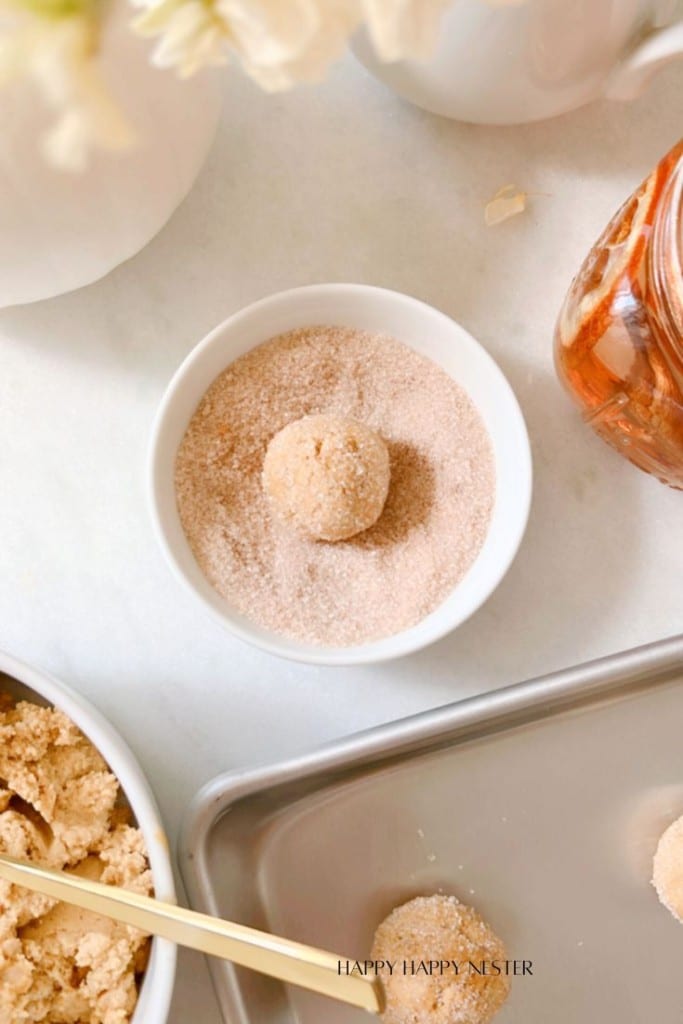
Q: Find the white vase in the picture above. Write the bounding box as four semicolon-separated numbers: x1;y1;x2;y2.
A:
0;3;222;308
353;0;683;124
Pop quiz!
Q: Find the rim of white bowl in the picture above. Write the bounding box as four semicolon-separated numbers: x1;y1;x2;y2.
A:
148;283;532;666
0;649;177;1024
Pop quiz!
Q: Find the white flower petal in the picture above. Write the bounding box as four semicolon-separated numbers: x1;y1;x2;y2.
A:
42;108;90;171
216;0;319;66
176;22;227;75
139;0;229;75
240;0;359;88
132;0;188;35
0;34;24;85
484;184;528;226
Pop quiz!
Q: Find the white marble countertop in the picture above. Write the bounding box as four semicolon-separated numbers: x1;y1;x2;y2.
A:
1;54;682;1023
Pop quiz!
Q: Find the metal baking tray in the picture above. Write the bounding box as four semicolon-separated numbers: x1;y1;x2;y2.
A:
180;635;683;1024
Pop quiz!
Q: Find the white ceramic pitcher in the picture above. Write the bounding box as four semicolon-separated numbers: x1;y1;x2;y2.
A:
354;0;683;123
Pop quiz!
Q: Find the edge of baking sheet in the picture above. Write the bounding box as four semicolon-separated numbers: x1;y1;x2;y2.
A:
179;633;683;1023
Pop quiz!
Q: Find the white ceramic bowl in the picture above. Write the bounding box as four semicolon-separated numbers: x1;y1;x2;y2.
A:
149;284;532;665
0;649;177;1024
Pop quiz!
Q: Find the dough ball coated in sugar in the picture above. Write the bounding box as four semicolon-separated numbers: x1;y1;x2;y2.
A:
371;895;510;1024
262;415;390;542
653;814;683;923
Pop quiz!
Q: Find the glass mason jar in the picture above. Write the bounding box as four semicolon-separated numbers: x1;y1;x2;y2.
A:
555;139;683;488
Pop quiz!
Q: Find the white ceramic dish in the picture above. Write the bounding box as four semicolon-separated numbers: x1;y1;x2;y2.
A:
0;649;177;1024
149;284;532;666
0;3;222;309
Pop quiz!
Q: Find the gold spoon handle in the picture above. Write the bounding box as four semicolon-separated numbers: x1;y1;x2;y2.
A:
0;854;383;1014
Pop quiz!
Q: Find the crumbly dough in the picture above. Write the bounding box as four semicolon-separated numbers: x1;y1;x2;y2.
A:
652;814;683;923
0;698;152;1024
262;414;391;541
371;895;510;1024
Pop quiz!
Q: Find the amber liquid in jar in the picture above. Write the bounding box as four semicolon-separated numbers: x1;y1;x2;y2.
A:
555;140;683;488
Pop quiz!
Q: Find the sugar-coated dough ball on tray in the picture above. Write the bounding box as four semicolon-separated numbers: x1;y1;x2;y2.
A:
653;814;683;923
262;414;390;542
371;894;510;1024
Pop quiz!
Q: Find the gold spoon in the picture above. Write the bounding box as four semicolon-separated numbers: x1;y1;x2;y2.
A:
0;854;384;1015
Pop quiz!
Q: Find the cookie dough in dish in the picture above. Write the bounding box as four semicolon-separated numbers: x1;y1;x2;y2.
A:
0;695;152;1024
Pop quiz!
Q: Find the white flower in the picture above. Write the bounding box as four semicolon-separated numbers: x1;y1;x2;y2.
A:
131;0;528;86
133;0;359;89
228;0;360;90
0;3;134;171
0;0;529;171
130;0;460;87
217;0;357;90
132;0;229;77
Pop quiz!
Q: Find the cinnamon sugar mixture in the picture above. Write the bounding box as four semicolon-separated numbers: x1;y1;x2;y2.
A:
175;326;495;646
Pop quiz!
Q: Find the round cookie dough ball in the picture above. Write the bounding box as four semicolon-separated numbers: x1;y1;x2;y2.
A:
262;415;390;542
653;814;683;923
371;895;510;1024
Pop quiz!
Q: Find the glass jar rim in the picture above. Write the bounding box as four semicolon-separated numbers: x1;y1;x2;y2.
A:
651;143;683;341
